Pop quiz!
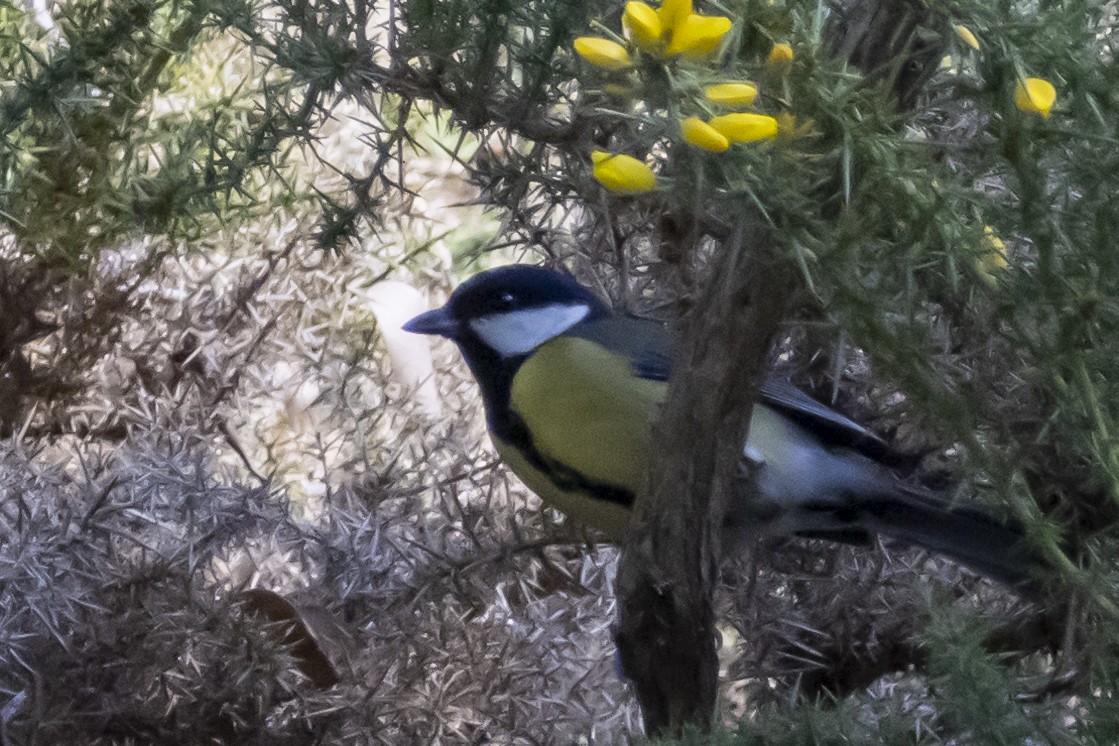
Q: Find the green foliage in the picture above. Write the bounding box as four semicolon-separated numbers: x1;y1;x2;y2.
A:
0;0;380;266
1077;637;1119;744
4;0;212;259
3;0;1119;738
924;610;1045;744
400;0;590;123
651;687;927;745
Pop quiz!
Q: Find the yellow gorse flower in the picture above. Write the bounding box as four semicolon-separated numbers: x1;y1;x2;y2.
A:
573;37;632;70
704;82;758;108
708;113;780;142
977;226;1009;284
665;13;733;59
592;0;733;62
767;42;794;65
656;0;693;36
955;24;980;51
680;117;730;152
623;2;664;53
591;150;658;194
1014;77;1057;118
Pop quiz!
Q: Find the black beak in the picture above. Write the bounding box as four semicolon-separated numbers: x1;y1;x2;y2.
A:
403;307;459;338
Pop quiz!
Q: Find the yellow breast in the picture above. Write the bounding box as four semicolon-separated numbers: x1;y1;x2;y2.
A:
502;336;666;540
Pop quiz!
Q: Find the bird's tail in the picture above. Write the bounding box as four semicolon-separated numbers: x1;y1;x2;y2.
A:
850;484;1045;590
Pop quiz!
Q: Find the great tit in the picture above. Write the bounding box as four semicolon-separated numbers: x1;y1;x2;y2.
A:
404;265;1041;588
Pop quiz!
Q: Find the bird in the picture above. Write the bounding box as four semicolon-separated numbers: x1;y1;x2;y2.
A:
404;264;1044;589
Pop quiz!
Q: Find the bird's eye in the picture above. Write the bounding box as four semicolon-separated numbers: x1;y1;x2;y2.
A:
496;292;515;309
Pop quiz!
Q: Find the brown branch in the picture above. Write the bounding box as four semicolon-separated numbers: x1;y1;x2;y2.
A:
824;0;950;112
615;218;797;736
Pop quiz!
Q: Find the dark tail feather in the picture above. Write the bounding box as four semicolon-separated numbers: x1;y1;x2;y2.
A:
860;486;1045;590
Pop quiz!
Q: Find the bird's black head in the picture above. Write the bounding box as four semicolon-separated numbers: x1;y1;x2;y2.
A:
403;265;609;359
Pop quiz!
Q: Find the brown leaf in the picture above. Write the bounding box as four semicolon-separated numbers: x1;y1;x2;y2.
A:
238;588;340;688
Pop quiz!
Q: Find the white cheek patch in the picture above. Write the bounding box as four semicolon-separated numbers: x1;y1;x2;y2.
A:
469;303;591;357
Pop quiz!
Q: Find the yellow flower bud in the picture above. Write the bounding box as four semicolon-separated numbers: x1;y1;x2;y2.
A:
591;150;657;194
657;0;693;35
574;37;633;71
623;2;664;53
955;24;980;51
977;226;1009;284
1014;77;1057;118
767;42;794;65
704;82;758;108
665;14;732;59
680;117;730;152
708;113;780;142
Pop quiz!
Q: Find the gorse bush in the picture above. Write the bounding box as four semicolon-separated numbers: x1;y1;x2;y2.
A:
1;0;1119;740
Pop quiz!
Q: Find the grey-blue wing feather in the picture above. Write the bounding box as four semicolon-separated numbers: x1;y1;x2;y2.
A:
758;378;894;453
568;316;673;380
572;316;902;459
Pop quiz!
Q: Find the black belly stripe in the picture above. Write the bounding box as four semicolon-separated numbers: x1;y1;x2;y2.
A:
503;410;636;508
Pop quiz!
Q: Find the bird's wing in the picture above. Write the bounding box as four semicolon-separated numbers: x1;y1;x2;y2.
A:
757;377;894;454
572;316;898;458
